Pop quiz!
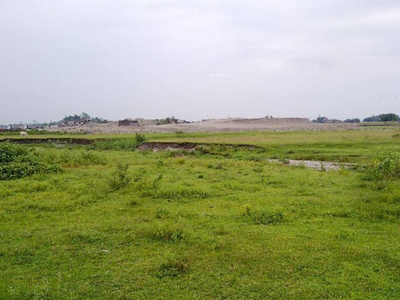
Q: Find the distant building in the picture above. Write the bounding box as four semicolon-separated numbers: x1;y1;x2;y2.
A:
118;118;139;127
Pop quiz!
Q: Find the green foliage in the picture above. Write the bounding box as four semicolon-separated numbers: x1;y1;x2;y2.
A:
367;152;400;181
62;112;109;123
0;143;28;163
107;163;131;191
0;143;61;180
364;113;399;122
250;211;284;225
145;224;186;242
363;115;382;122
90;139;138;151
240;204;252;216
344;118;360;123
33;148;107;167
156;257;190;278
379;113;399;122
156;117;172;125
135;133;146;144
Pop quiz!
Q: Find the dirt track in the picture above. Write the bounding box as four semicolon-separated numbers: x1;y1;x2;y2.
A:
48;118;359;134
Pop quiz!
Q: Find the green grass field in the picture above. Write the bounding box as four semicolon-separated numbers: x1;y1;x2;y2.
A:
1;128;400;299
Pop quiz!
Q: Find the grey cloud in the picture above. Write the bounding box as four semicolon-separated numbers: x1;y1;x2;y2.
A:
0;0;399;124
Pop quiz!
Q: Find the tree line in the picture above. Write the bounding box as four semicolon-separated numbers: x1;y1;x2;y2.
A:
313;113;399;123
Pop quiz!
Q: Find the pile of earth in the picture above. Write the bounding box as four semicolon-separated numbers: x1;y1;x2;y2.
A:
47;117;359;134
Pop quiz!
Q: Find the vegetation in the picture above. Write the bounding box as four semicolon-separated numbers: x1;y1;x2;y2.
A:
0;130;72;136
367;152;400;181
63;112;109;123
1;129;400;298
363;113;399;122
134;133;146;144
344;118;360;123
0;143;61;180
156;117;172;125
312;116;328;123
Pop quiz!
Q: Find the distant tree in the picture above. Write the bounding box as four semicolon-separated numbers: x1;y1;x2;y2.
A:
62;112;108;123
80;112;91;120
363;115;382;122
312;116;327;123
91;117;109;124
363;114;399;122
379;113;399;122
344;118;361;123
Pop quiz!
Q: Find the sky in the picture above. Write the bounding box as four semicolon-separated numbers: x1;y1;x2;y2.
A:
1;0;399;124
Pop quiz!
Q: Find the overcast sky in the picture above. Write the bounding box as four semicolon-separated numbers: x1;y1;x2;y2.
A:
1;0;399;124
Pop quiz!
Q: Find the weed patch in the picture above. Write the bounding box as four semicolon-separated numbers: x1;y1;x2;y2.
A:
107;163;131;191
249;211;284;225
145;186;214;200
0;143;61;180
144;224;187;242
156;257;190;278
367;152;400;181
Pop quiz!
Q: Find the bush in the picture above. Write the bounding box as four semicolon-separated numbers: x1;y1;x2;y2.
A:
135;133;146;144
90;139;138;151
0;143;28;163
0;143;62;180
107;163;131;191
367;152;400;181
147;224;186;242
344;118;361;123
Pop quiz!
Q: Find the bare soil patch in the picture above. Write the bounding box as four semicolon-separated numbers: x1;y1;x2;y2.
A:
268;159;356;171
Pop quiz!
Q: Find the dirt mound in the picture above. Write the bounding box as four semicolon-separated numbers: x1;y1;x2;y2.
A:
47;118;359;134
228;118;311;124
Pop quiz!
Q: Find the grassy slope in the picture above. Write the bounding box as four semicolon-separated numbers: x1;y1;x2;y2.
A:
0;140;400;299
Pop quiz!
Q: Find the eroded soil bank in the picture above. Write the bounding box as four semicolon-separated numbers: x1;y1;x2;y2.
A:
136;142;259;152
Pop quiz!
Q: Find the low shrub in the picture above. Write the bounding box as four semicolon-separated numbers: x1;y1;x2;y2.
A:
156;257;190;278
251;211;284;225
107;163;131;191
146;224;186;242
90;139;138;151
367;152;400;181
240;204;252;216
0;144;62;180
0;143;28;163
135;133;146;144
155;208;170;219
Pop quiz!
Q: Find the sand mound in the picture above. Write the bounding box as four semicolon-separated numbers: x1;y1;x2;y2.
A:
48;117;358;134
